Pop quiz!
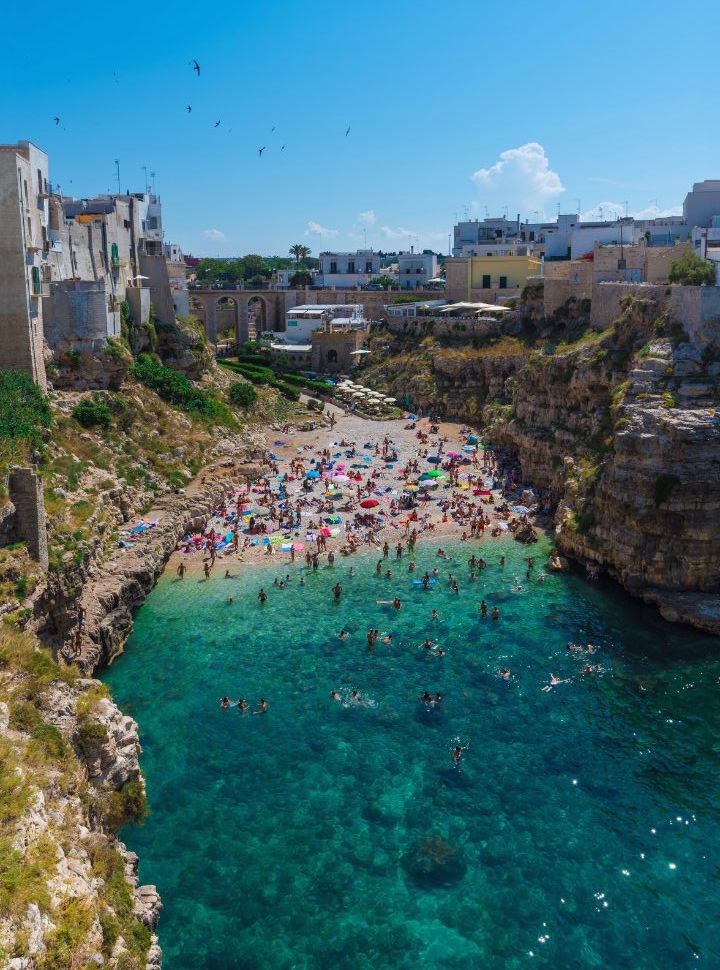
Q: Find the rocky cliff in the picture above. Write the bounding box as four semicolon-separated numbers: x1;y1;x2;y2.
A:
363;295;720;634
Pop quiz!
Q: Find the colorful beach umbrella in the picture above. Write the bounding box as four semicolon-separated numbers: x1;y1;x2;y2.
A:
306;470;320;479
427;456;440;464
360;498;379;509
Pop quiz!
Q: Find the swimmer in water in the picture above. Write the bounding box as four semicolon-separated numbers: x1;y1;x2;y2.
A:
252;698;268;714
332;582;342;601
220;696;230;709
499;668;511;681
452;744;467;766
236;697;248;712
392;597;402;610
299;576;305;586
431;609;439;620
542;674;569;692
382;633;392;644
330;690;342;702
338;629;349;641
491;606;500;620
434;692;443;705
480;600;488;617
227;596;234;604
258;588;267;603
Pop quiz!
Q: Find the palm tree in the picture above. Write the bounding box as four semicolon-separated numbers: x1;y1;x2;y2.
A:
289;244;311;266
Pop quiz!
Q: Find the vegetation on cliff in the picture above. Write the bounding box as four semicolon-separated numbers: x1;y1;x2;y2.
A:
0;626;151;968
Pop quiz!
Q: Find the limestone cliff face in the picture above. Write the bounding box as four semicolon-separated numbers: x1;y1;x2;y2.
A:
365;297;720;634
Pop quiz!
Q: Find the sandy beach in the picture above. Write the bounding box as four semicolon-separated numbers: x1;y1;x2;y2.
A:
163;402;540;578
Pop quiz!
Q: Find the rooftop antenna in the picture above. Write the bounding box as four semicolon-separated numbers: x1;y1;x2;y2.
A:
576;198;581;216
114;159;121;195
141;165;149;193
150;171;158;193
556;202;561;217
463;205;469;219
502;204;508;218
622;200;629;218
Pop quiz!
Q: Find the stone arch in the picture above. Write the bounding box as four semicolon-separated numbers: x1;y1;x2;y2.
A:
215;296;239;352
246;295;269;338
326;348;338;364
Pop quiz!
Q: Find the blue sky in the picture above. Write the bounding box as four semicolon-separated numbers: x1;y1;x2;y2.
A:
2;0;718;257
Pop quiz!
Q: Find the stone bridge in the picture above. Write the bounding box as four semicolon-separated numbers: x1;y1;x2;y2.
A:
188;288;445;346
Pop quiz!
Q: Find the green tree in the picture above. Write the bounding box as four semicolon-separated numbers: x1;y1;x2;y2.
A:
289;244;311;266
240;254;269;281
374;275;397;291
289;270;314;287
668;252;717;286
229;382;258;407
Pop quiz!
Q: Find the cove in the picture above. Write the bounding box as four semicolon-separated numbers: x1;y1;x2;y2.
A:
104;538;720;969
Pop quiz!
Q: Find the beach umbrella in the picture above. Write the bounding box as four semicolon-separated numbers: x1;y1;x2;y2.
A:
292;542;304;551
467;433;478;445
333;474;349;482
383;397;396;403
447;451;461;458
324;514;342;524
404;484;419;492
306;470;320;479
427;456;441;464
427;469;444;478
419;473;434;481
360;498;379;509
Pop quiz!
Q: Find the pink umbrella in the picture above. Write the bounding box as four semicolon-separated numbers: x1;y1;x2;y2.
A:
447;451;461;458
292;542;304;551
333;474;350;482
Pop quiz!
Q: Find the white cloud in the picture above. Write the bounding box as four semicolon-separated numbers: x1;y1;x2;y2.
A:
305;220;339;238
357;209;376;226
380;225;446;244
580;201;683;221
202;228;225;240
470;142;564;213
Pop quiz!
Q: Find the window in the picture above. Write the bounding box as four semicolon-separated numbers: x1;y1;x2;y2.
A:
31;265;41;296
111;243;120;266
330;261;337;274
365;261;372;273
482;274;491;289
499;276;507;289
348;261;355;274
327;349;338;363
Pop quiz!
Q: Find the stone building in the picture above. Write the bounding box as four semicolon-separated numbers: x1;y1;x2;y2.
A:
0;140;51;388
310;310;368;373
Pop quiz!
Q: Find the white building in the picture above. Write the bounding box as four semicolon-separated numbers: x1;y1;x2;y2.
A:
282;304;365;343
316;250;381;288
397;251;439;290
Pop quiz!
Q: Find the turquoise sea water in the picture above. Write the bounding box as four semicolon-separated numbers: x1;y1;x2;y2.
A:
105;539;720;969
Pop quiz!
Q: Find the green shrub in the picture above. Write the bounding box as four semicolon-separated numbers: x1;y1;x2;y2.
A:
101;779;148;829
229;382;257;407
668;252;717;287
75;718;109;758
72;395;111;429
131;353;228;421
0;369;51;446
9;701;42;733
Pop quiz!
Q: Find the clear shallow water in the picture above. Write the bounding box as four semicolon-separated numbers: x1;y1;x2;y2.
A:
105;540;720;969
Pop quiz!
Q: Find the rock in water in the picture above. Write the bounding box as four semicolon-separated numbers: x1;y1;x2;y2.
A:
402;835;466;887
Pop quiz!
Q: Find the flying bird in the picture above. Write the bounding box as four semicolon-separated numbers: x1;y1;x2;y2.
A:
281;145;285;151
214;120;221;127
192;59;200;76
345;126;351;136
53;117;60;125
258;146;266;157
186;104;192;113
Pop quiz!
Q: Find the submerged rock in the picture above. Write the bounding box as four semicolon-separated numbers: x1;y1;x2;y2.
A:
402;835;467;888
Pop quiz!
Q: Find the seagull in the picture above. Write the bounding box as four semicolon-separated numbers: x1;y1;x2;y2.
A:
192;59;201;76
53;117;60;125
281;145;285;151
258;146;266;157
345;126;351;136
186;105;192;113
214;120;221;127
